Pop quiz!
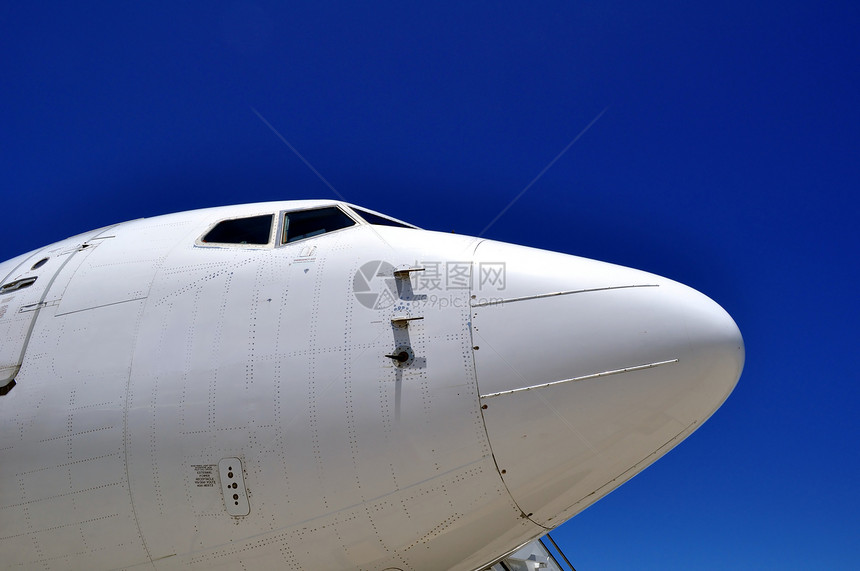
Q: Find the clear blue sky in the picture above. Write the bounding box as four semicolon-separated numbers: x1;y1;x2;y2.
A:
2;2;858;569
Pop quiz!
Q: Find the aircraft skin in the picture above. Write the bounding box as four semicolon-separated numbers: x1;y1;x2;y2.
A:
0;200;744;570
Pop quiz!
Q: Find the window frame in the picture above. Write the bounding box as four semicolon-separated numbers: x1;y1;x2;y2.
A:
195;213;278;249
195;204;415;251
277;205;362;246
348;206;419;229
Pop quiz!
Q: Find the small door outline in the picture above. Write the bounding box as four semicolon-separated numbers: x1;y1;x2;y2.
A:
0;227;118;388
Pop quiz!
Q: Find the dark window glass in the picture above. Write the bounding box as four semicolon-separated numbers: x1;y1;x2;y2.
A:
283;207;356;243
352;207;414;228
31;257;49;270
202;215;273;245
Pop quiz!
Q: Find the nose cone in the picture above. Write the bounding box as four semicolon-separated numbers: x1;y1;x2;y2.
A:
471;241;743;527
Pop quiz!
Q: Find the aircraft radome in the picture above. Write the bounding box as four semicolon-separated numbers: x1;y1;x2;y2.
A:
0;200;744;570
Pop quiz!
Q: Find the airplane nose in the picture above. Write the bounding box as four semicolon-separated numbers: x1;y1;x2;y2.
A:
471;241;744;527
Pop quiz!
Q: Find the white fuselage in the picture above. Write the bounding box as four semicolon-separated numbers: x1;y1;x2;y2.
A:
0;200;743;570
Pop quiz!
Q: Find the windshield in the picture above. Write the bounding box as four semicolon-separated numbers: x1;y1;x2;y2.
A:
282;207;356;243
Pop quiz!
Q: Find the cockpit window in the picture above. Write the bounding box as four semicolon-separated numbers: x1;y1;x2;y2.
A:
282;207;356;244
351;207;415;228
202;214;274;245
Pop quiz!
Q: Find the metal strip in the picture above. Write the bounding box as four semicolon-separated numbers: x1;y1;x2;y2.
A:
471;284;659;307
479;359;679;399
542;533;577;571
